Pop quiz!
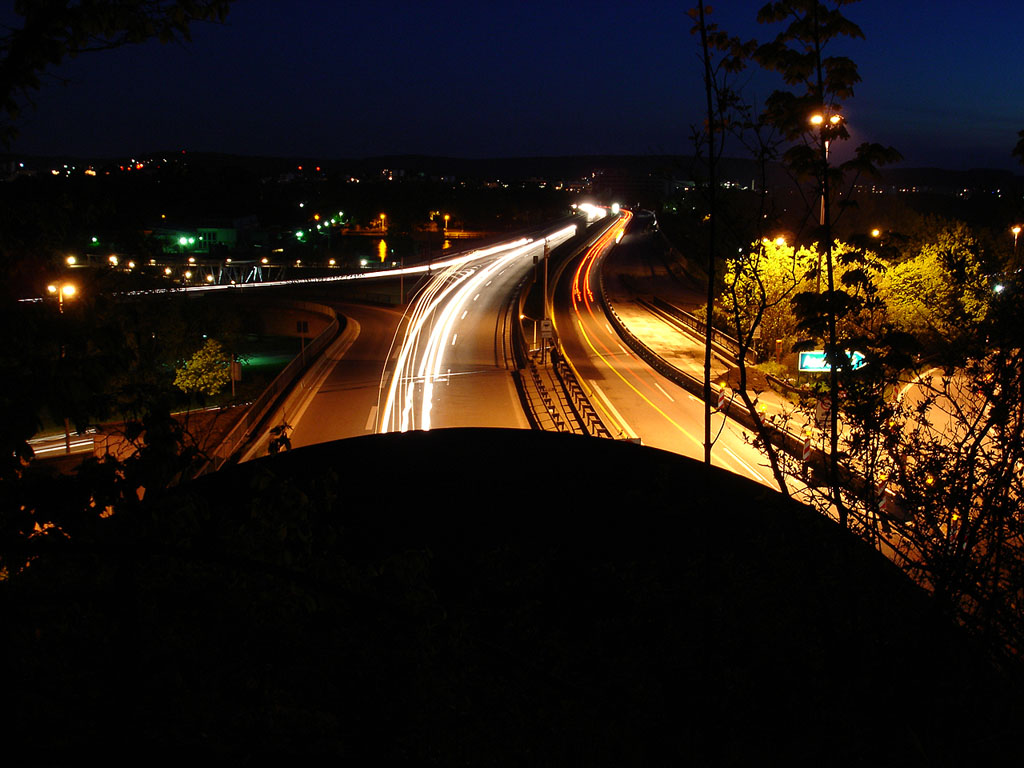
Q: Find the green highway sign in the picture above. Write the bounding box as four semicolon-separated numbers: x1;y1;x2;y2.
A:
798;350;866;372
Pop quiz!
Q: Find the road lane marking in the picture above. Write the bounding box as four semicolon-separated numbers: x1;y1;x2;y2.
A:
460;310;468;320
591;381;635;440
653;380;675;402
575;316;702;452
365;405;378;432
721;444;768;485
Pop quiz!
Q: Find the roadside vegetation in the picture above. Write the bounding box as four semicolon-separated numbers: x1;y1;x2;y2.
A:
682;1;1024;665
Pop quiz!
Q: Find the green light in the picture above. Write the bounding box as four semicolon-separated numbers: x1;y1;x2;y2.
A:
179;236;188;245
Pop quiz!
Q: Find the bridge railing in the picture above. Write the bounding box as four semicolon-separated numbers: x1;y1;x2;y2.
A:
197;300;340;475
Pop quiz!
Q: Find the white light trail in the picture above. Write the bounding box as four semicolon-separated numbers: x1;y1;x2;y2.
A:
378;226;575;433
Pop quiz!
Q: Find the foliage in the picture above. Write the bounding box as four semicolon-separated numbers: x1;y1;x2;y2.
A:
753;0;901;526
0;0;233;145
891;351;1024;660
721;238;817;359
174;337;230;398
880;222;990;342
1014;128;1024;168
267;421;293;455
688;5;758;466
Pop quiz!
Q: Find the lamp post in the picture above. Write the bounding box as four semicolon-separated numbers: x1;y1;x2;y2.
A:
47;281;76;313
47;281;77;453
811;109;845;526
810;112;842;292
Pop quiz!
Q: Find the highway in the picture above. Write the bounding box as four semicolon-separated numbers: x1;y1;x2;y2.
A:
378;227;576;433
289;302;405;448
552;212;783;488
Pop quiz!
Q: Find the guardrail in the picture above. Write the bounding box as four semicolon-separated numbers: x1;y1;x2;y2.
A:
596;275;889;508
197;300;341;474
551;352;611;438
647;296;741;361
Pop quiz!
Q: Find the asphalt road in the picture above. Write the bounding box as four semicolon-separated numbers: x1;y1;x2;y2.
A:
290;302;404;448
552;215;781;488
379;231;575;433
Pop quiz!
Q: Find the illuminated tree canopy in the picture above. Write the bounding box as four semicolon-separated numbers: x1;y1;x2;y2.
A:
174;337;230;397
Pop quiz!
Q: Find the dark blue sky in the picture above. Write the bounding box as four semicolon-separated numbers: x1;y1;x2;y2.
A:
6;0;1024;170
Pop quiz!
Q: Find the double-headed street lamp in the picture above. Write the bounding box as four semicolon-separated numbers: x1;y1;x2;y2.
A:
47;281;78;452
811;112;843;292
47;281;76;313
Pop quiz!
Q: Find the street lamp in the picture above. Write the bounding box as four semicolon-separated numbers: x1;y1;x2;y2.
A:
46;281;76;313
47;281;77;452
379;213;387;231
1012;225;1021;257
810;111;842;292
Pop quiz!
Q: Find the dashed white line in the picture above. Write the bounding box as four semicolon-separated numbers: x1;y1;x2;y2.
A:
653;380;675;402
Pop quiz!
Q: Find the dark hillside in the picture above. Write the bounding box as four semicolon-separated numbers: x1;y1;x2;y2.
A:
3;429;1019;764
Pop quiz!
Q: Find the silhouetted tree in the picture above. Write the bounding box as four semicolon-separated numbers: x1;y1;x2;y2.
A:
0;0;233;145
755;0;900;526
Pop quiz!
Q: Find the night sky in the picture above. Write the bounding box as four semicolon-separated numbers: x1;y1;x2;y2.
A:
5;0;1024;171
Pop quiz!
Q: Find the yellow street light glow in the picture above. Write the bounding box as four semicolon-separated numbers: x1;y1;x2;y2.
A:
66;255;76;266
47;283;76;297
164;267;173;275
774;236;787;246
810;114;824;126
206;274;214;282
871;228;881;238
108;254;118;266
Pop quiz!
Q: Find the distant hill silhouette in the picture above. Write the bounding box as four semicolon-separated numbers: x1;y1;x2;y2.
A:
14;150;1023;191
